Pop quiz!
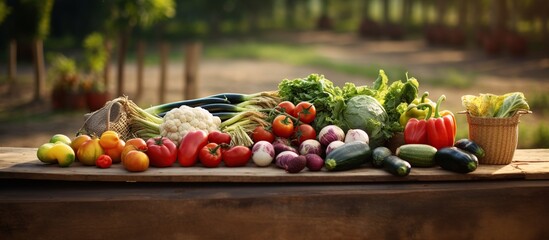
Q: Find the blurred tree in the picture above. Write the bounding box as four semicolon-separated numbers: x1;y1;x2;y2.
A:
132;0;176;101
106;0;175;98
5;0;54;103
0;0;14;95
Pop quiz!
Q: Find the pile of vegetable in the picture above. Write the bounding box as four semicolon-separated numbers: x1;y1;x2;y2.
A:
126;91;280;146
37;70;532;177
278;71;419;148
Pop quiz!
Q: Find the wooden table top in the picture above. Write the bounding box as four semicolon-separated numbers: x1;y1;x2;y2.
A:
0;147;548;183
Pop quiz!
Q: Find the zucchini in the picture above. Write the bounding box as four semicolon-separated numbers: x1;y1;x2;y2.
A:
372;147;392;168
324;141;371;171
383;155;411;177
454;139;485;158
396;144;437;167
434;147;478;173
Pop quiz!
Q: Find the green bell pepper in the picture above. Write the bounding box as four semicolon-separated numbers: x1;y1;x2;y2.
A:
399;92;435;127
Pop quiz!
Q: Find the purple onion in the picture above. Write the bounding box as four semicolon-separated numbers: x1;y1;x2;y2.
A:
325;140;345;156
273;137;292;146
275;151;299;169
305;154;324;171
273;142;298;157
252;141;275;167
285;155;307;173
344;129;369;144
318;125;345;146
298;139;323;156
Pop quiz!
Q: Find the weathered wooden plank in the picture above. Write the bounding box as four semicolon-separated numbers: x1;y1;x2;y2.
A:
1;180;549;240
1;147;548;183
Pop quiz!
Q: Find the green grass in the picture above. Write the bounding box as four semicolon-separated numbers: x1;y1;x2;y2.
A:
424;69;476;89
203;42;407;81
127;41;474;89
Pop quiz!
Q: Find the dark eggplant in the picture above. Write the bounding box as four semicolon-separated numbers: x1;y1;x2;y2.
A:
454;139;485;158
435;147;478;173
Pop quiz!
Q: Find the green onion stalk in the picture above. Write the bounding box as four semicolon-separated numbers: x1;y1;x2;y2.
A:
120;97;163;139
220;111;270;147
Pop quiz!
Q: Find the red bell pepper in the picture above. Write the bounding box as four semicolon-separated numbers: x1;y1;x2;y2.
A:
404;103;433;144
404;95;456;149
146;136;178;167
178;130;209;167
426;95;456;149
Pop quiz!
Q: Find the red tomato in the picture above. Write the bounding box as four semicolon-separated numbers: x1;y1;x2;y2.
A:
177;130;209;167
146;137;178;167
223;146;252;167
294;124;317;145
199;143;223;168
123;150;149;172
272;115;294;138
277;101;296;116
294;102;316;124
96;154;113;168
208;130;231;145
251;126;275;143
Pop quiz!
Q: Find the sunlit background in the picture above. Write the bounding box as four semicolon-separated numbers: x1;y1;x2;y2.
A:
0;0;548;148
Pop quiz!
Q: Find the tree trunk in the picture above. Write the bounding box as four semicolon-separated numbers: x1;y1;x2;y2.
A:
184;42;201;100
458;0;468;27
32;39;46;103
159;42;169;104
435;0;447;25
116;31;129;97
103;39;113;91
489;0;507;31
361;0;370;15
286;0;297;29
7;39;17;95
402;0;414;27
382;0;390;25
540;0;549;51
420;0;430;25
136;40;146;100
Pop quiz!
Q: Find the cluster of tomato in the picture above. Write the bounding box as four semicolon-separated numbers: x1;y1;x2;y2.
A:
252;101;317;145
178;130;252;168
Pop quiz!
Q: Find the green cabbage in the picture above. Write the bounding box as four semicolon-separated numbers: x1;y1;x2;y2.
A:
342;95;392;148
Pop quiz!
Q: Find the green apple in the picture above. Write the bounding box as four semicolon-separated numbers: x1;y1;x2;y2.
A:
50;134;72;145
49;143;75;167
37;143;57;164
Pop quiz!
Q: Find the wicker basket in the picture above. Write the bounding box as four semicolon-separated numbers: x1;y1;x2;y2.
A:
78;97;134;140
465;111;530;165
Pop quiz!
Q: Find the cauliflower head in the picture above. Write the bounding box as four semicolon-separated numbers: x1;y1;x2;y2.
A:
159;106;221;144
